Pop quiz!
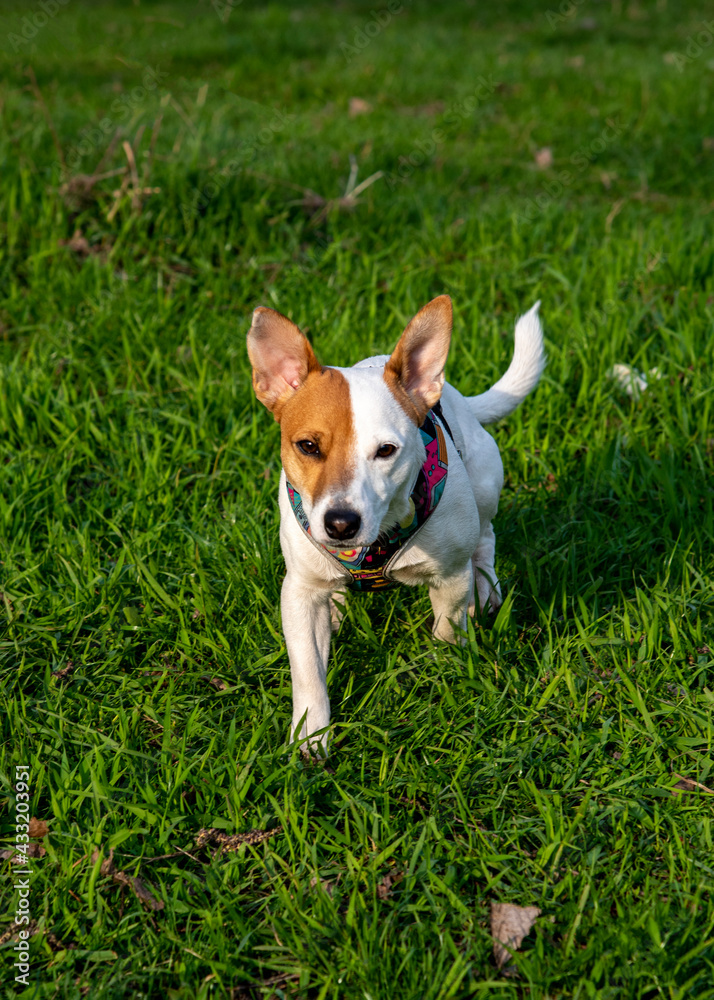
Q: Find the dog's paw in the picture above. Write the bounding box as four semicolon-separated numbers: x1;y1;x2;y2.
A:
297;738;330;762
290;720;331;760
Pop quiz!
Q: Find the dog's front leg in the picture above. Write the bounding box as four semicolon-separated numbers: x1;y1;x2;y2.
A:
429;561;474;644
281;573;333;754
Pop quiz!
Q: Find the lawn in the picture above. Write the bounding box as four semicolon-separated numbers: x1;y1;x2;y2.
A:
0;0;713;997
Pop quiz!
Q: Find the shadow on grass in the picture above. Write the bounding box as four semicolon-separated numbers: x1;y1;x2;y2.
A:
500;440;713;622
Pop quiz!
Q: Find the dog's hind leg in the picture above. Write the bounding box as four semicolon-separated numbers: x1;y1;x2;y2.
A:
429;561;474;643
469;522;502;615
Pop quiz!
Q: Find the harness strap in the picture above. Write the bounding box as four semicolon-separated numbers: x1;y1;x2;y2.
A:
431;400;454;442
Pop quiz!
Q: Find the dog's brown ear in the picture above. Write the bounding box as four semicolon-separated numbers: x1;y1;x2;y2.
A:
384;295;452;423
247;307;320;419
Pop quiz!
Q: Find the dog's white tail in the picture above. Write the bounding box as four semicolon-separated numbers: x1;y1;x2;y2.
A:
467;301;545;424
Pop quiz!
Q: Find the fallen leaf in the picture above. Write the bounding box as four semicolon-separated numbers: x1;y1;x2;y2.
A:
672;774;714;796
376;871;403;899
92;846;164;909
58;229;91;255
46;931;75;953
534;147;553;170
196;825;282;856
703;137;714;151
28;817;49;838
52;660;75;681
349;97;372;117
113;871;164;911
567;55;585;68
666;683;687;697
309;875;336;897
202;675;227;691
92;847;115;875
0;843;45;862
491;902;541;970
0;921;38;947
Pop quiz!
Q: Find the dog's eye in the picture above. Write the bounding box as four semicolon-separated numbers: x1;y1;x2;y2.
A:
296;439;320;456
375;444;397;459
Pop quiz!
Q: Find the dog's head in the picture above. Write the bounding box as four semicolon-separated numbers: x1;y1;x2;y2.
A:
247;296;452;548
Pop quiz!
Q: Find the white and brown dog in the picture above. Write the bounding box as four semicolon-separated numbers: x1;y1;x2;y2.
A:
247;296;544;754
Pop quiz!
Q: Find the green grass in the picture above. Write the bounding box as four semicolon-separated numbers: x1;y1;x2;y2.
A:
0;0;713;997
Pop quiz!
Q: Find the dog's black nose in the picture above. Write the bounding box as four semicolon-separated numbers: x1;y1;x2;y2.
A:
324;509;361;540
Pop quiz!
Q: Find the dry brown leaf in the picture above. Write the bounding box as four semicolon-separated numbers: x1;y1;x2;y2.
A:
90;847;116;875
28;817;49;838
202;675;227;692
92;846;163;909
0;921;38;947
672;774;714;796
534;147;553;170
52;660;75;681
376;871;403;900
703;138;714;152
196;825;281;856
46;931;75;953
58;229;91;255
113;871;164;911
491;902;541;969
0;844;45;862
349;97;373;117
309;875;336;897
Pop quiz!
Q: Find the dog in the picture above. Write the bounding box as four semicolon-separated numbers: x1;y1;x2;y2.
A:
247;296;545;754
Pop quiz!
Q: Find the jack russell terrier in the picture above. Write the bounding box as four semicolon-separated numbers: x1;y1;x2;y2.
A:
247;296;545;755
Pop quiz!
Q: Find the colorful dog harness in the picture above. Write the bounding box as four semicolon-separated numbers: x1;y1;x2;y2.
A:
286;408;450;591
